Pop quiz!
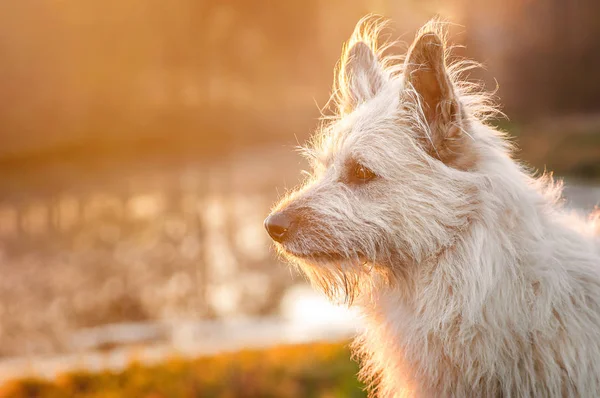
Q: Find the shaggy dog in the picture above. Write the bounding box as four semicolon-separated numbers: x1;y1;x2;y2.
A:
264;17;600;397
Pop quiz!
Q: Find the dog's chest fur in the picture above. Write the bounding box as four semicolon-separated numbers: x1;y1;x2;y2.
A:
356;229;600;398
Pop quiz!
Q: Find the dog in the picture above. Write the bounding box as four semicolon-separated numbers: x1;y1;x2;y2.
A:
264;16;600;397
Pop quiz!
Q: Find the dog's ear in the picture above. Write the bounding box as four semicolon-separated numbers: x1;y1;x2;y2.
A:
404;32;472;168
404;32;459;128
337;41;386;114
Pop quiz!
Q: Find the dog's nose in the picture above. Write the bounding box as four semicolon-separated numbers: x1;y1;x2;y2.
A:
264;212;294;243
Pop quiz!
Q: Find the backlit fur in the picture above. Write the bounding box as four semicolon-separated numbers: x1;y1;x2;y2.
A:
267;16;600;397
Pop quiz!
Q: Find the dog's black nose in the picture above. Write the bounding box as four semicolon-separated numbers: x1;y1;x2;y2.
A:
264;212;294;242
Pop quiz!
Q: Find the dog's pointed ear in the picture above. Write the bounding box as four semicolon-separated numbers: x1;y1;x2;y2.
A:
337;41;386;114
404;32;472;168
404;32;460;129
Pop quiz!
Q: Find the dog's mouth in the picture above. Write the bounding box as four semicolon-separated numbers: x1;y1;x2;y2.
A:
282;247;366;264
292;250;344;261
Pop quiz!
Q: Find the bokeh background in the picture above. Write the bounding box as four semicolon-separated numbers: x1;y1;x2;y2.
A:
0;0;599;396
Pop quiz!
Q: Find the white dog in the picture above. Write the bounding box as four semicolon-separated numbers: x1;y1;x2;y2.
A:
265;17;600;397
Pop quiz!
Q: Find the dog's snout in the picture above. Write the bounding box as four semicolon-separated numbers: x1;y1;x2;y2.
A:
264;212;295;242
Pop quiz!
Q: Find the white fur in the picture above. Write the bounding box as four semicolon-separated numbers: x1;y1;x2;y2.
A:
268;17;600;397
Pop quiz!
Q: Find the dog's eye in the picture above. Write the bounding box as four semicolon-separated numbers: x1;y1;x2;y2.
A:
352;163;376;183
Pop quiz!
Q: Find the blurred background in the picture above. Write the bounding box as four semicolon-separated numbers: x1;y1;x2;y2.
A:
0;0;599;396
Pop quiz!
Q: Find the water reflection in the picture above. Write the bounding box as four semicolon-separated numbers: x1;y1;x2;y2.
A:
0;148;301;358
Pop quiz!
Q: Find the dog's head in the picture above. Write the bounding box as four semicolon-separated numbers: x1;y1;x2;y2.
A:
265;18;493;303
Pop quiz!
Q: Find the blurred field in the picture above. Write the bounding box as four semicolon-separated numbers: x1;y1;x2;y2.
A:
0;342;365;398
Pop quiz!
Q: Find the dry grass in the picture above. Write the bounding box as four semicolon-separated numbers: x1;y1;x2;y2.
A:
0;342;365;398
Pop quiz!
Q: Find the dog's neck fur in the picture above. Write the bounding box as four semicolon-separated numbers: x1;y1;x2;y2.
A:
355;120;600;397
